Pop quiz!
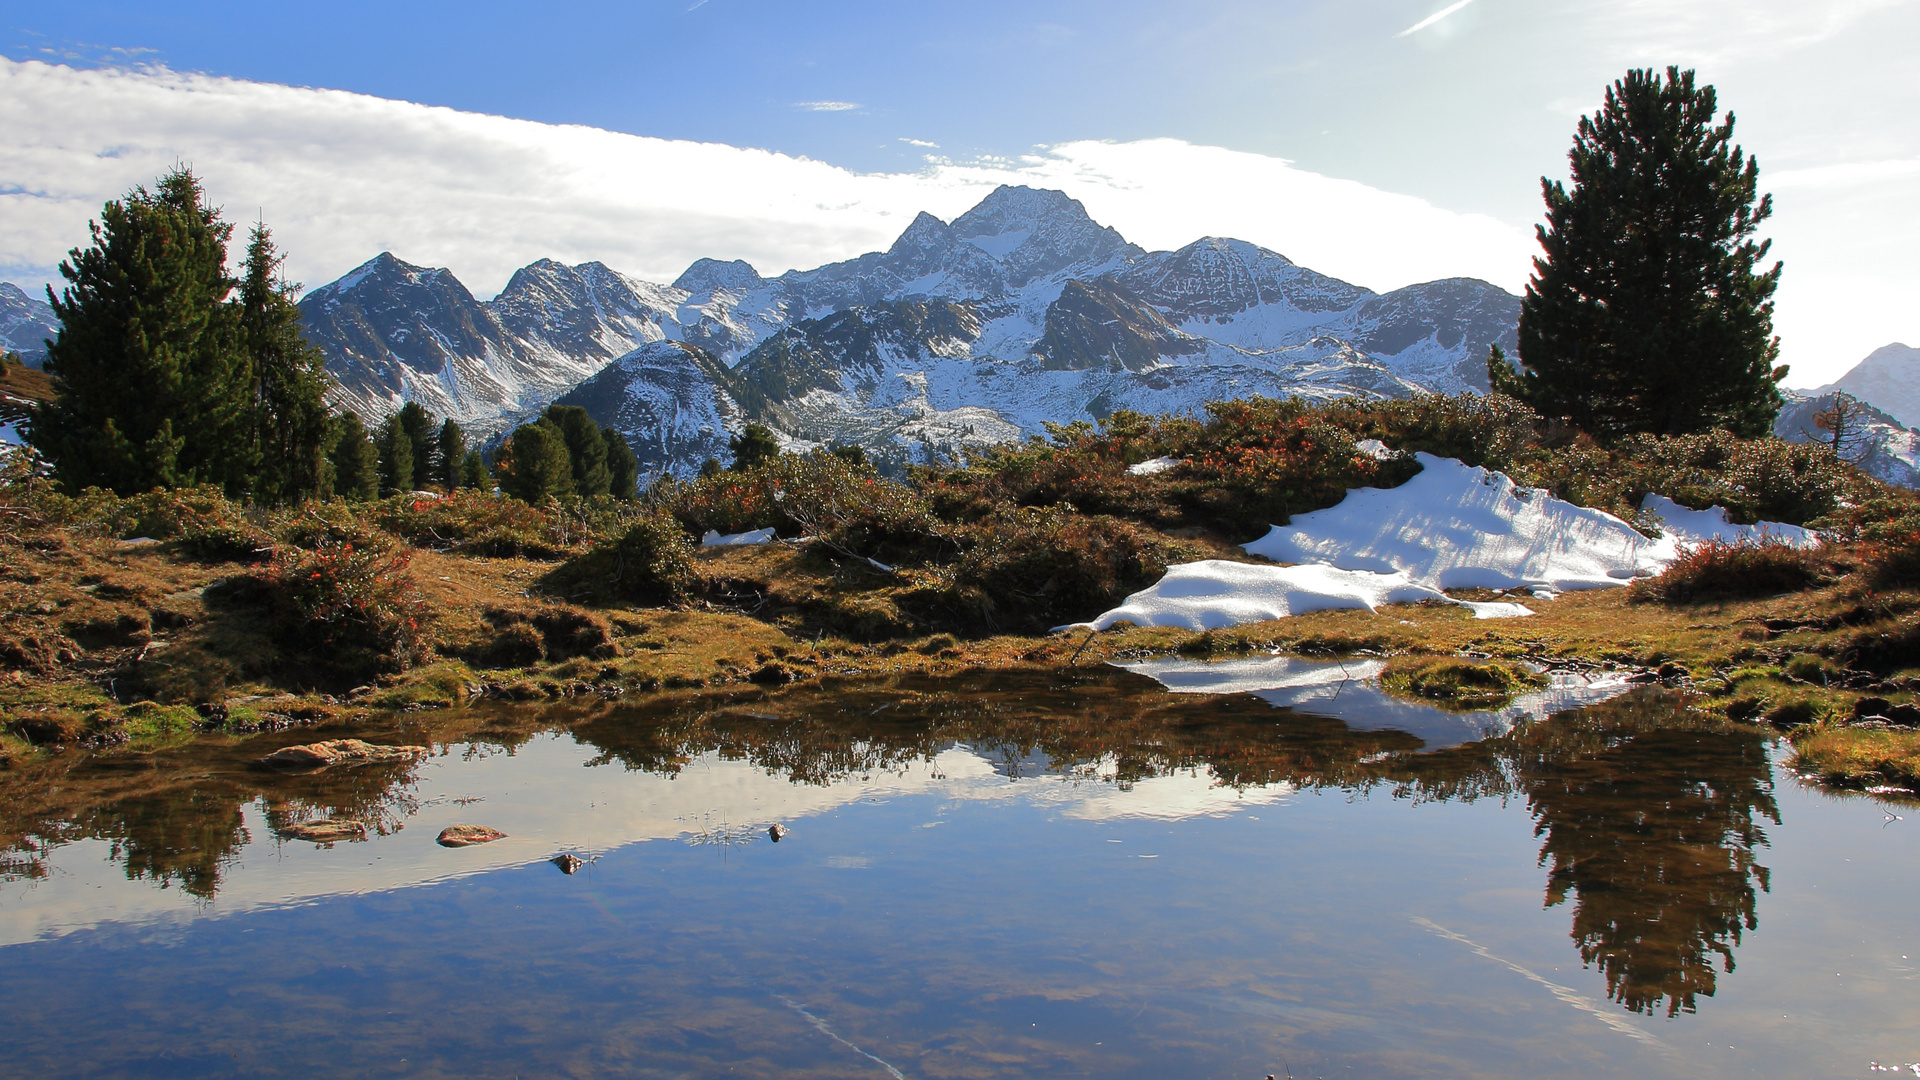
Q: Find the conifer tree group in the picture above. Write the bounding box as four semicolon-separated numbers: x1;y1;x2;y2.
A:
496;405;638;503
31;169;338;499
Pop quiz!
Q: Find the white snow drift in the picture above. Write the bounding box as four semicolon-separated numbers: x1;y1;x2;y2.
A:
1080;452;1818;632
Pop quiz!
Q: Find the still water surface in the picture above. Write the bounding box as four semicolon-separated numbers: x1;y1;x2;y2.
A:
1;665;1916;1078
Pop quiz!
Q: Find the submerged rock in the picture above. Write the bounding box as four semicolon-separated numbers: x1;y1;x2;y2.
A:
436;824;507;847
261;739;428;770
551;853;586;874
768;824;788;842
282;819;366;843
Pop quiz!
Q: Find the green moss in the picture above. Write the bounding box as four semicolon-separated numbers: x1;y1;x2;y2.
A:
366;660;477;710
119;701;202;748
1380;656;1550;710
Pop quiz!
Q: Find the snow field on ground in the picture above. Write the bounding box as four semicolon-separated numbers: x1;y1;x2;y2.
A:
1076;452;1817;632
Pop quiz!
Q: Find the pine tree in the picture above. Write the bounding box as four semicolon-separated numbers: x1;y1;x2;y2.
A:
459;449;490;491
395;401;438;491
31;168;252;494
329;412;380;501
496;421;574;502
239;222;334;502
436;419;466;489
605;429;639;501
1505;68;1785;440
543;404;611;496
377;414;413;496
728;423;780;471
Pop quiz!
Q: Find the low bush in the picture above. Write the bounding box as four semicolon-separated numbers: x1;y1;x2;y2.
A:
1632;539;1826;604
265;532;431;679
375;490;573;558
948;507;1205;630
607;512;697;603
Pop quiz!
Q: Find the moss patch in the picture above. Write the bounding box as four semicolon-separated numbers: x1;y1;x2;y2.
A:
1380;656;1551;710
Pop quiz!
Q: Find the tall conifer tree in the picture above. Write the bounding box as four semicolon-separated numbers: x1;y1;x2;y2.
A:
542;404;611;496
239;223;334;502
377;414;414;496
605;429;639;501
329;412;380;501
31;169;252;494
436;418;465;489
1504;68;1785;439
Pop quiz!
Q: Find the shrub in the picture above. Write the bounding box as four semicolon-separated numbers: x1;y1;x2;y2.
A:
375;489;574;558
609;512;697;603
669;452;946;564
949;507;1203;630
266;533;430;678
1632;539;1826;604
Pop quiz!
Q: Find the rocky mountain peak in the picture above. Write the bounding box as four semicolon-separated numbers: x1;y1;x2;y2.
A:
673;258;765;296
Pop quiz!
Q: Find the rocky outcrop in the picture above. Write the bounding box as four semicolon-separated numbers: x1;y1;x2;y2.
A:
436;824;507;847
260;738;428;770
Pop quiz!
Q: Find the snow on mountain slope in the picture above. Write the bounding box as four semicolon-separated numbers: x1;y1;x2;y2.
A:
0;283;58;369
301;253;681;436
1775;390;1920;489
545;340;743;477
299;184;1521;462
1812;342;1920;430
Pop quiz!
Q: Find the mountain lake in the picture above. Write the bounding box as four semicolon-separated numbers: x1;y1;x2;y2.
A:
1;664;1915;1079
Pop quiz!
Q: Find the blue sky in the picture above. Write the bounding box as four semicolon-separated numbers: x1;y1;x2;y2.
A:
4;1;1917;382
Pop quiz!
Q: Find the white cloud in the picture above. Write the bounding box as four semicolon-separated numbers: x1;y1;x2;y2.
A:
0;58;1531;302
899;137;939;148
795;100;860;112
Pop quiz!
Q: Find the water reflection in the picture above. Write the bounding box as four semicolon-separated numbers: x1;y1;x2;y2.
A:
1515;696;1778;1016
0;667;1777;1019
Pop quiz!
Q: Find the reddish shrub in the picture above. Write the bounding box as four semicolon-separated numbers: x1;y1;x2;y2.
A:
1633;539;1825;604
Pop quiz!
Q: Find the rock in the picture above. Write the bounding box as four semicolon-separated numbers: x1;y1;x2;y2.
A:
282;819;366;842
261;739;428;770
551;853;586;874
1856;696;1894;718
768;823;788;842
436;824;506;847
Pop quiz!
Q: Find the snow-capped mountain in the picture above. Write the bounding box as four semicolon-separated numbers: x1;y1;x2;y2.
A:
1810;343;1920;430
0;283;58;368
300;254;682;435
300;184;1520;464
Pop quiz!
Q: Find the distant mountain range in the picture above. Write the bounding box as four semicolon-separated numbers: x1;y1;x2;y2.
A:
294;185;1523;471
7;186;1916;488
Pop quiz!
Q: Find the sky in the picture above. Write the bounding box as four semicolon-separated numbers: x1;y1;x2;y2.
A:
3;0;1916;386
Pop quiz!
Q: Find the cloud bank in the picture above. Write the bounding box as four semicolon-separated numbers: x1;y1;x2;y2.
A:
0;58;1531;302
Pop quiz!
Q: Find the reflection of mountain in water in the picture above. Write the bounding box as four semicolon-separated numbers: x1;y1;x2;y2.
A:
0;668;1775;1018
1517;695;1777;1017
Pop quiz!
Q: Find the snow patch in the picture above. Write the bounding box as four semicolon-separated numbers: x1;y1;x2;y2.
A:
1127;456;1184;476
702;527;776;547
1077;452;1820;632
1639;494;1820;550
964;228;1032;258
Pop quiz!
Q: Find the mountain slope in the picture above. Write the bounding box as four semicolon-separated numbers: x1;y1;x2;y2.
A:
0;283;59;368
1813;343;1920;429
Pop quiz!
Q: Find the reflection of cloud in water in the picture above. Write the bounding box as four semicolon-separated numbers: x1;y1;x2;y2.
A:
0;734;1282;946
1115;655;1637;750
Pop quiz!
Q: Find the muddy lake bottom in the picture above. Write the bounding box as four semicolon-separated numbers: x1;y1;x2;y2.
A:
1;666;1916;1079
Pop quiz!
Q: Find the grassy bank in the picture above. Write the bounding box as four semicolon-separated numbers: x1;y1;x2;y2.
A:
4;392;1917;792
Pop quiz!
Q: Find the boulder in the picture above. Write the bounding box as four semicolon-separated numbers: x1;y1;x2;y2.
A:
282;819;366;843
551;853;586;874
437;824;506;847
261;739;427;770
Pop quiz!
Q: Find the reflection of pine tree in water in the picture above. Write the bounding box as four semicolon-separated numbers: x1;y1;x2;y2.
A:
91;786;253;901
1521;710;1777;1017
